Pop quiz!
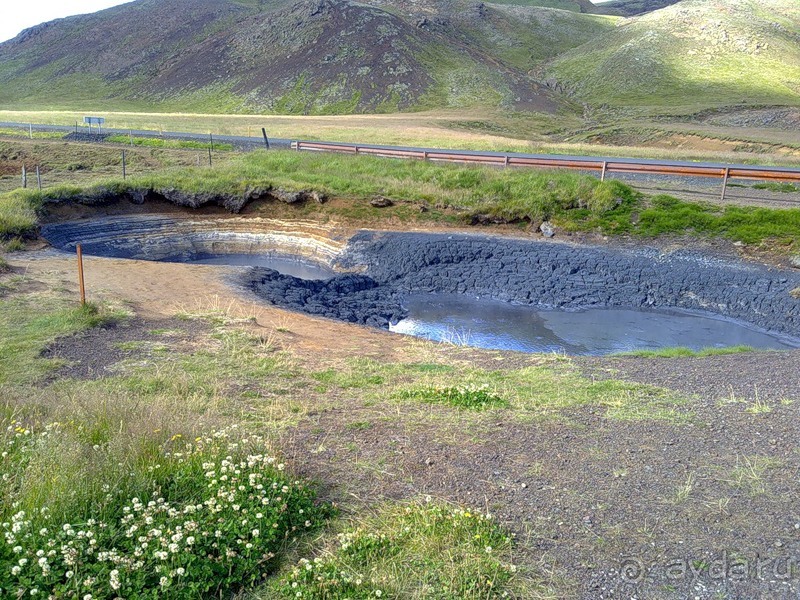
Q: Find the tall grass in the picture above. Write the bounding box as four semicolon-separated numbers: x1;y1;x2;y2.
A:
0;190;38;238
0;297;109;386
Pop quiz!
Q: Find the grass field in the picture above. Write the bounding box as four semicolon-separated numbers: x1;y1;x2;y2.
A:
2;109;799;167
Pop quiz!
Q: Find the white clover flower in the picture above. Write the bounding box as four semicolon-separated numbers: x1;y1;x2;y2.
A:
11;565;21;575
176;567;185;576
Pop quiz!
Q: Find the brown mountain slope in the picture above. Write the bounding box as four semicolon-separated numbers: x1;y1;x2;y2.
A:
0;0;617;113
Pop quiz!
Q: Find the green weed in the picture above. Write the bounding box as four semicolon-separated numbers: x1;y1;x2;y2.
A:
271;499;531;599
398;385;510;411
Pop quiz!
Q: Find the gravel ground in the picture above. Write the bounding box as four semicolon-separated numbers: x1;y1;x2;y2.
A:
577;350;800;403
43;319;800;599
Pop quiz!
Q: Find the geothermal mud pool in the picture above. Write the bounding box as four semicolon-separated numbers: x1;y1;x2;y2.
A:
42;215;800;355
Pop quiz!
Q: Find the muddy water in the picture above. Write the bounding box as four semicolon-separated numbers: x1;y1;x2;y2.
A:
176;253;335;280
390;294;799;355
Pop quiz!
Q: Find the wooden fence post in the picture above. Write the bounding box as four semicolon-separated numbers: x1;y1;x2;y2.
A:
76;244;86;306
22;165;27;189
122;150;127;180
36;166;42;191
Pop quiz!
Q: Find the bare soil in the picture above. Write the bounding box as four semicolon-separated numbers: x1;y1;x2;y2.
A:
8;245;800;600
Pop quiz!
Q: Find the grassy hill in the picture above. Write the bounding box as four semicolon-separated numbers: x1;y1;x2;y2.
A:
548;0;800;110
0;0;616;114
598;0;681;16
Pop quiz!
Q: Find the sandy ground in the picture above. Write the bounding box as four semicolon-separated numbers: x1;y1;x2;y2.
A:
14;249;408;363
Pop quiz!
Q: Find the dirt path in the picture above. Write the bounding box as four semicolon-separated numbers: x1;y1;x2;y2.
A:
13;251;408;363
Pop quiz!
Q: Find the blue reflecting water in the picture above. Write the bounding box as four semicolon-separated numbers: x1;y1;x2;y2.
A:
390;293;798;355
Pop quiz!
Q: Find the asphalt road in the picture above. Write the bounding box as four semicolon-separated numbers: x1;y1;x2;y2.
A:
4;120;800;175
2;120;799;206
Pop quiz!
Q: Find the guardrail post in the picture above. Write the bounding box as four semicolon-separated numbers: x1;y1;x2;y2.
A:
262;128;270;150
36;166;42;191
29;124;33;139
21;165;27;189
208;147;212;167
721;167;730;202
122;150;127;180
601;161;608;182
504;155;510;167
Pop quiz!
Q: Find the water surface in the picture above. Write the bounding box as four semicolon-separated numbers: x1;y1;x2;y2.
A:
174;253;335;280
390;294;798;355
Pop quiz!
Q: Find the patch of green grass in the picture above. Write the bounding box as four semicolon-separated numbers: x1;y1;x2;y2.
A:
346;420;373;431
0;127;66;140
398;385;510;411
723;455;782;496
634;195;800;245
312;358;687;422
616;345;755;358
0;297;112;386
270;499;532;599
105;134;234;151
752;182;799;193
0;190;38;239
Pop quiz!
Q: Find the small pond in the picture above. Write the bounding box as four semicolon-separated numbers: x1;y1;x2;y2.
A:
389;293;799;355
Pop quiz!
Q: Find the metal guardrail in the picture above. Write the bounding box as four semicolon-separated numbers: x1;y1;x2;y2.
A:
291;140;800;201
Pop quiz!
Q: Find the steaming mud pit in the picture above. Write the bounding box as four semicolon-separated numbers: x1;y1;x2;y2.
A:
41;214;800;355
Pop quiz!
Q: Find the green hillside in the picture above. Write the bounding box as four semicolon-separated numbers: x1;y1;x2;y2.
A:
0;0;616;114
598;0;681;16
548;0;800;110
